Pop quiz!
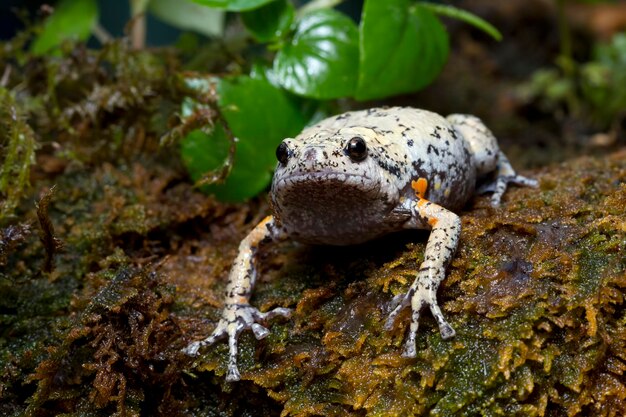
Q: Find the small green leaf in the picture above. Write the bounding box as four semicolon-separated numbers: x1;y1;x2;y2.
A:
218;76;308;169
180;76;308;201
191;0;276;11
418;3;502;41
241;0;294;42
150;0;225;38
274;9;359;99
180;124;267;202
180;127;231;186
356;0;449;101
31;0;98;55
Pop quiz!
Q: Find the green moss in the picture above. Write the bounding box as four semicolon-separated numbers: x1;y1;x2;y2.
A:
0;89;37;225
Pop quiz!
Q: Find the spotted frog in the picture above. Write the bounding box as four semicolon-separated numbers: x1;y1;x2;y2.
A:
183;107;538;381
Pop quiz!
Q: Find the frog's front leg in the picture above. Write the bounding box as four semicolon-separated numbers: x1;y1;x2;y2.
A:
182;215;291;382
385;198;460;358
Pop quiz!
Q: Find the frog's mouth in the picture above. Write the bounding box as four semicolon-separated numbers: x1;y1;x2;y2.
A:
270;171;396;245
275;171;375;187
273;171;384;199
272;170;387;215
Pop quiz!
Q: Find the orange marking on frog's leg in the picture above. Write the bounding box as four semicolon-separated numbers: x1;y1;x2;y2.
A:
386;198;460;358
411;177;428;199
182;215;291;382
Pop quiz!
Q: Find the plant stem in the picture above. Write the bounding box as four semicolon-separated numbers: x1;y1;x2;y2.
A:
92;22;113;45
298;0;344;17
129;0;149;49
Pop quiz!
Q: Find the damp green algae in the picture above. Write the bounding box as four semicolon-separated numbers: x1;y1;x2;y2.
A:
1;31;626;417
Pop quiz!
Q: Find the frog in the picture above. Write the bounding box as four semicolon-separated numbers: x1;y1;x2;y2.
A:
183;107;538;381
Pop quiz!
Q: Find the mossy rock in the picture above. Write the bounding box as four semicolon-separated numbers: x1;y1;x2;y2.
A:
178;150;625;416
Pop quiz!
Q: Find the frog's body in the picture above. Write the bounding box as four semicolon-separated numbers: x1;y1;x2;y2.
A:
183;107;538;381
271;108;478;245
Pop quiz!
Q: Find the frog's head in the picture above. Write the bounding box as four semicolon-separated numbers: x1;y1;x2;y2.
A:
271;128;387;197
269;126;404;244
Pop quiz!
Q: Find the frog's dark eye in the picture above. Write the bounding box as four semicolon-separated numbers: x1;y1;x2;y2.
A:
276;142;290;165
345;136;367;162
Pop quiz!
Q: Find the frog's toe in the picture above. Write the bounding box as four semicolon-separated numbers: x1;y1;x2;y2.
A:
428;301;456;339
401;309;421;358
225;330;243;382
257;306;292;321
249;307;291;339
182;340;202;356
511;175;538;188
485;174;539;206
225;365;241;382
384;293;410;331
182;322;228;356
384;309;400;331
251;323;270;339
439;321;456;339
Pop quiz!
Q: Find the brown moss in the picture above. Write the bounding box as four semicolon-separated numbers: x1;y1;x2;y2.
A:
25;265;182;416
35;187;63;273
0;223;31;267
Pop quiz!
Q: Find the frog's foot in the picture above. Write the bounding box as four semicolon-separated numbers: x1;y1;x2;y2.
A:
478;174;538;207
384;288;455;358
182;304;291;382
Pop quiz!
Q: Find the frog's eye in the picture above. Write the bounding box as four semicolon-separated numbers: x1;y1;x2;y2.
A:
276;142;290;165
346;136;367;162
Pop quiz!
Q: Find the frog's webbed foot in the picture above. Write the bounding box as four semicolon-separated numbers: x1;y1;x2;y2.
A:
478;174;538;206
384;280;455;358
478;151;538;207
182;303;291;382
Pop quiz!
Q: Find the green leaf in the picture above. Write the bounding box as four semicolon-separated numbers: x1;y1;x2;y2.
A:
31;0;98;55
150;0;225;38
250;62;281;87
191;0;276;11
241;0;294;42
355;0;449;101
180;127;231;188
418;3;502;41
273;9;359;99
181;123;271;203
181;76;308;201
